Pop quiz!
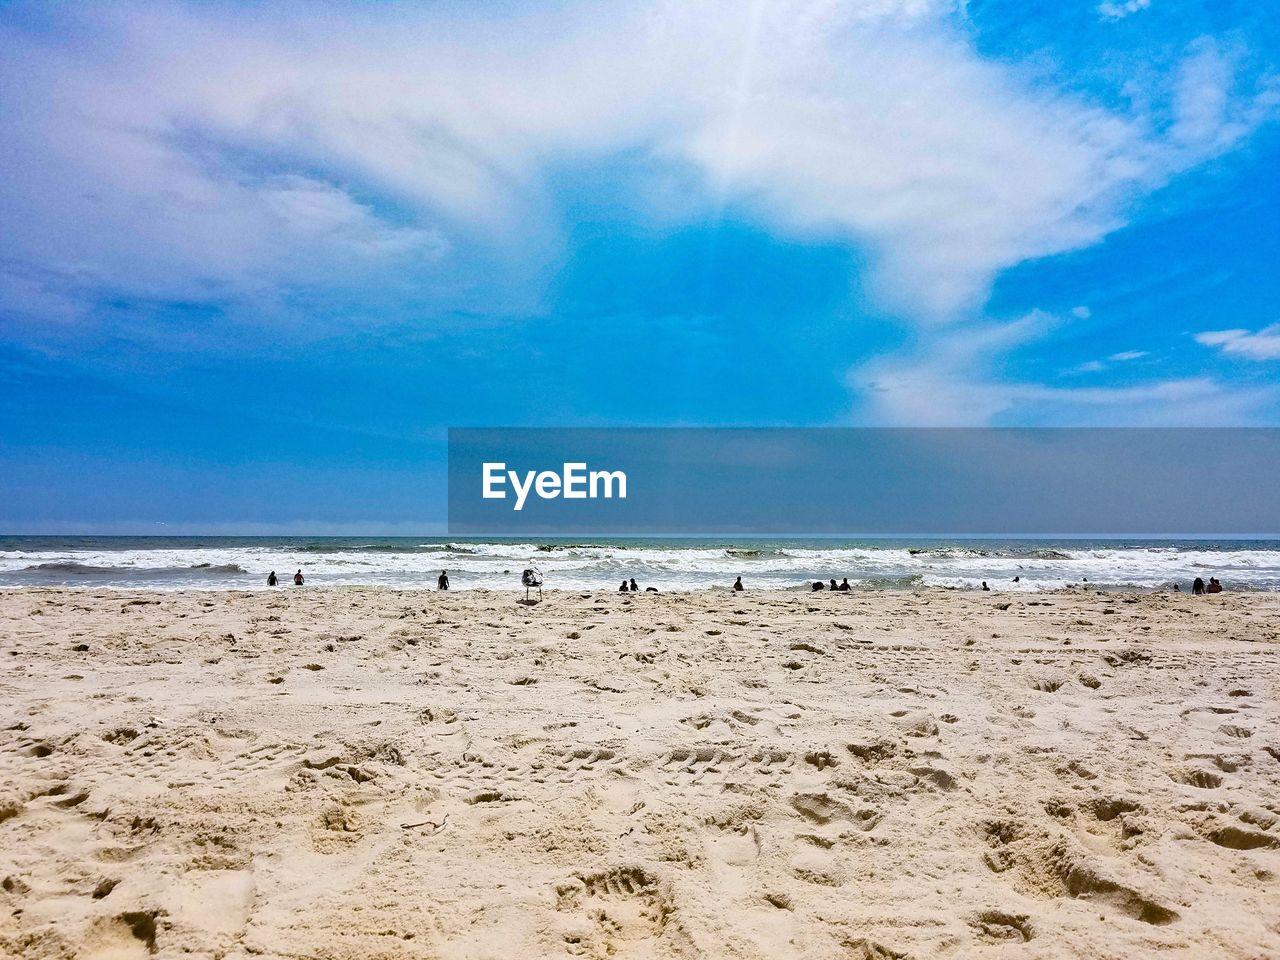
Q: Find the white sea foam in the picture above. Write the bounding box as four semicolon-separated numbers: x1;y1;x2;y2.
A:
2;538;1278;591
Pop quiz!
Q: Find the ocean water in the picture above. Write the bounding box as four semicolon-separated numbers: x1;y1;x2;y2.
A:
0;536;1277;592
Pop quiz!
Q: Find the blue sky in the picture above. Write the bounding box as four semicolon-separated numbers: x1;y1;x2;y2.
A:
1;0;1278;532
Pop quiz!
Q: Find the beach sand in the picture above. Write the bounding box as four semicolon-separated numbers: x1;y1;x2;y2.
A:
1;587;1278;959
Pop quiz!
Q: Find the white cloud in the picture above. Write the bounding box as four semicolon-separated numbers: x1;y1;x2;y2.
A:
260;178;447;261
1167;39;1275;153
1061;350;1144;376
1098;0;1151;22
1196;324;1280;360
1070;360;1107;374
0;2;1274;426
851;311;1274;424
0;0;1274;336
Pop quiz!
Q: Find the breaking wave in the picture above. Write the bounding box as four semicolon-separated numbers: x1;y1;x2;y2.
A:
19;561;248;579
1;537;1277;592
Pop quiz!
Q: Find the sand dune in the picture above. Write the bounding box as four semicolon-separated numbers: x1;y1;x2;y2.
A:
1;587;1278;959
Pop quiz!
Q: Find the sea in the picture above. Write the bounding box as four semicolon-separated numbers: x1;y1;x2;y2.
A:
0;536;1278;592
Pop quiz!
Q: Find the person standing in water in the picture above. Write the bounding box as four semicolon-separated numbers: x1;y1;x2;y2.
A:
438;570;449;590
293;570;304;586
267;571;278;587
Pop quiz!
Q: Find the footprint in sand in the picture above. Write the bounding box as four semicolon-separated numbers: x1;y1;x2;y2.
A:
1192;814;1280;851
658;747;734;785
979;818;1178;926
970;909;1034;943
1218;723;1253;740
219;741;308;785
1169;767;1224;790
556;866;688;958
789;843;844;886
702;805;764;868
82;910;160;960
789;792;881;831
1029;675;1066;693
430;750;501;792
552;747;623;782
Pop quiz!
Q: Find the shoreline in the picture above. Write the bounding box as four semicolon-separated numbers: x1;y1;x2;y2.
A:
5;537;1279;594
0;583;1251;596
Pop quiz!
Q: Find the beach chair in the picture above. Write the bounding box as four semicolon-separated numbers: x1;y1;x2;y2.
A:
521;567;544;601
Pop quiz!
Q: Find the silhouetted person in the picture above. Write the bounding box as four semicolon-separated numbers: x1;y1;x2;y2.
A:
1192;577;1206;595
1207;577;1223;594
293;570;304;586
812;581;825;591
838;578;851;591
267;571;278;587
981;581;990;591
1013;576;1020;583
733;576;744;592
438;570;449;590
1172;583;1181;592
829;578;838;591
629;578;639;592
619;579;629;592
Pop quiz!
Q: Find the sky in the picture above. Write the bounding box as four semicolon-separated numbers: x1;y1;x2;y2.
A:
1;0;1278;532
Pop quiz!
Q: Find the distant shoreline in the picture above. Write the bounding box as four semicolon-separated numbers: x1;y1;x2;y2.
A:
0;584;1248;597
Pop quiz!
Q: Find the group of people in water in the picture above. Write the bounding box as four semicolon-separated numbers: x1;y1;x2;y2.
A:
269;568;1227;595
1189;576;1224;595
811;578;852;591
270;568;729;591
617;578;659;593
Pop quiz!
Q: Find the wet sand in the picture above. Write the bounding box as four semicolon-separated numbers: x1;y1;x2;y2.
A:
1;587;1278;959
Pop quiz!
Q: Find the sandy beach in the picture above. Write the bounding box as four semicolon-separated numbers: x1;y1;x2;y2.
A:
1;587;1278;959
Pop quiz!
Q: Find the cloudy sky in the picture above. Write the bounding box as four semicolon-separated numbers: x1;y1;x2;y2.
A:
1;0;1278;531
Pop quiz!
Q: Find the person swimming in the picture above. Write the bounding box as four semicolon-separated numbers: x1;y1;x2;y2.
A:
438;570;449;590
293;570;304;586
267;571;278;587
733;576;744;592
